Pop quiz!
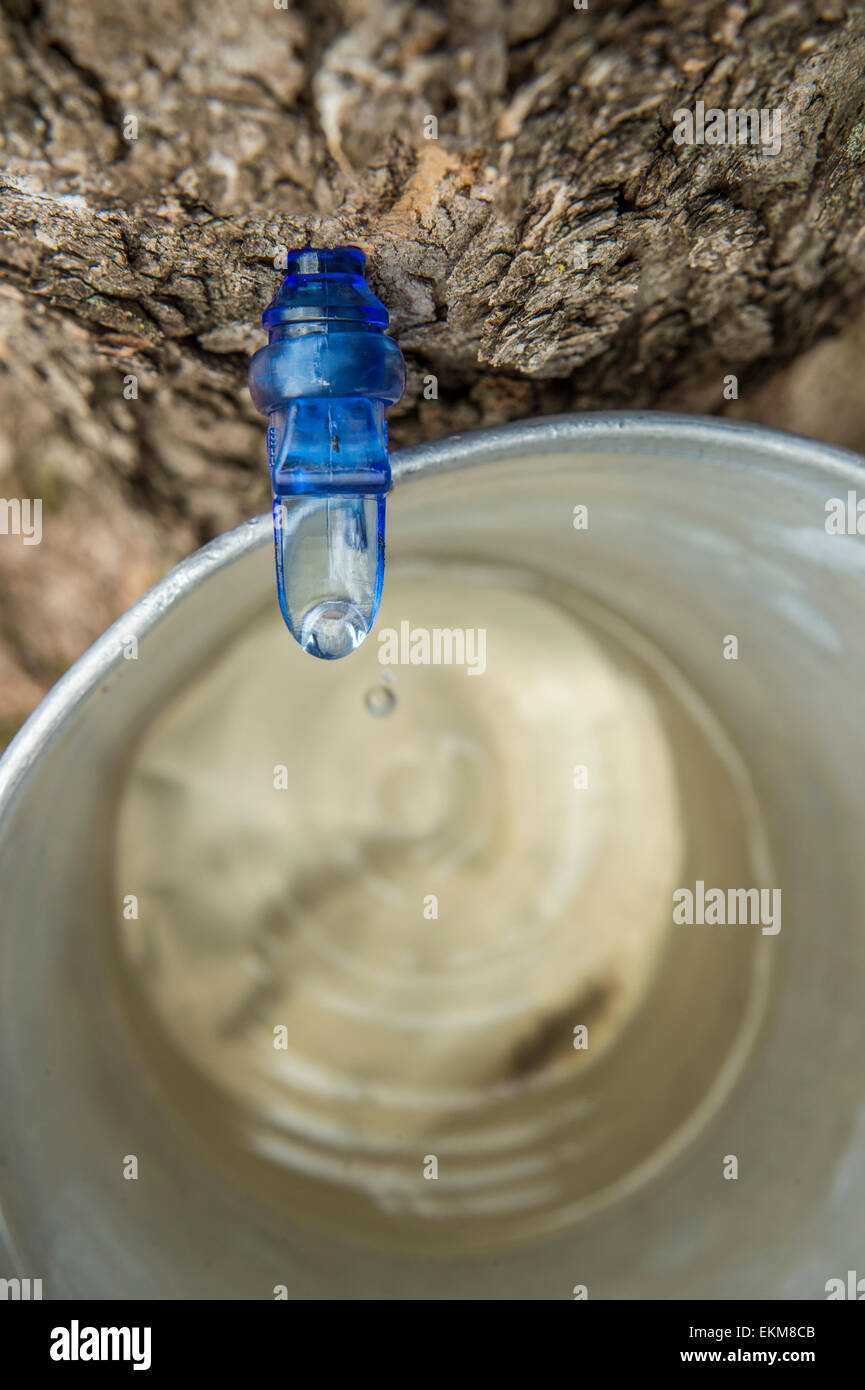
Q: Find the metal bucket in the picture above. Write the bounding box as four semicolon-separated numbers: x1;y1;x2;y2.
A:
1;412;864;1299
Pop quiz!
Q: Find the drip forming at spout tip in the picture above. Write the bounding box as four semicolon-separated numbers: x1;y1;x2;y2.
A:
248;247;405;659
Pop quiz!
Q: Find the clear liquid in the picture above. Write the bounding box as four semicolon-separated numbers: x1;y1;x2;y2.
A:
274;494;385;658
111;561;774;1254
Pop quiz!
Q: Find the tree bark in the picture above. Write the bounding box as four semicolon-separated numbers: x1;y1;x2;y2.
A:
2;0;865;734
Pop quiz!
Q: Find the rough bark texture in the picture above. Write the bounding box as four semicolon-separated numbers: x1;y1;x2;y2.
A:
2;0;865;739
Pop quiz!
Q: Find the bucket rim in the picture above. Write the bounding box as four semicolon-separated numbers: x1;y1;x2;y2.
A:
1;408;862;819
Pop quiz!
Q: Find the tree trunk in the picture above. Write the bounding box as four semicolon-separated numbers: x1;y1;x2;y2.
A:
2;0;865;735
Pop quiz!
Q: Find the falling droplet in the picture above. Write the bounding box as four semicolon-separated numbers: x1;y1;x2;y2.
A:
364;684;397;718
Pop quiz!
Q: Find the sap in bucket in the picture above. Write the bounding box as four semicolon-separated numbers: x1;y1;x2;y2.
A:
1;415;863;1299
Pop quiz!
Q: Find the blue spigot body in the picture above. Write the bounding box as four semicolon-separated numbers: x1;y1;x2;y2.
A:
248;247;405;659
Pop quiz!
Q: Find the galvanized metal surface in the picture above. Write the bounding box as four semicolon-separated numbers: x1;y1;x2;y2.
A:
2;410;863;820
1;410;864;1299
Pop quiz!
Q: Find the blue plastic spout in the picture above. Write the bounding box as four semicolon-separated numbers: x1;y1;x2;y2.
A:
248;246;406;659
